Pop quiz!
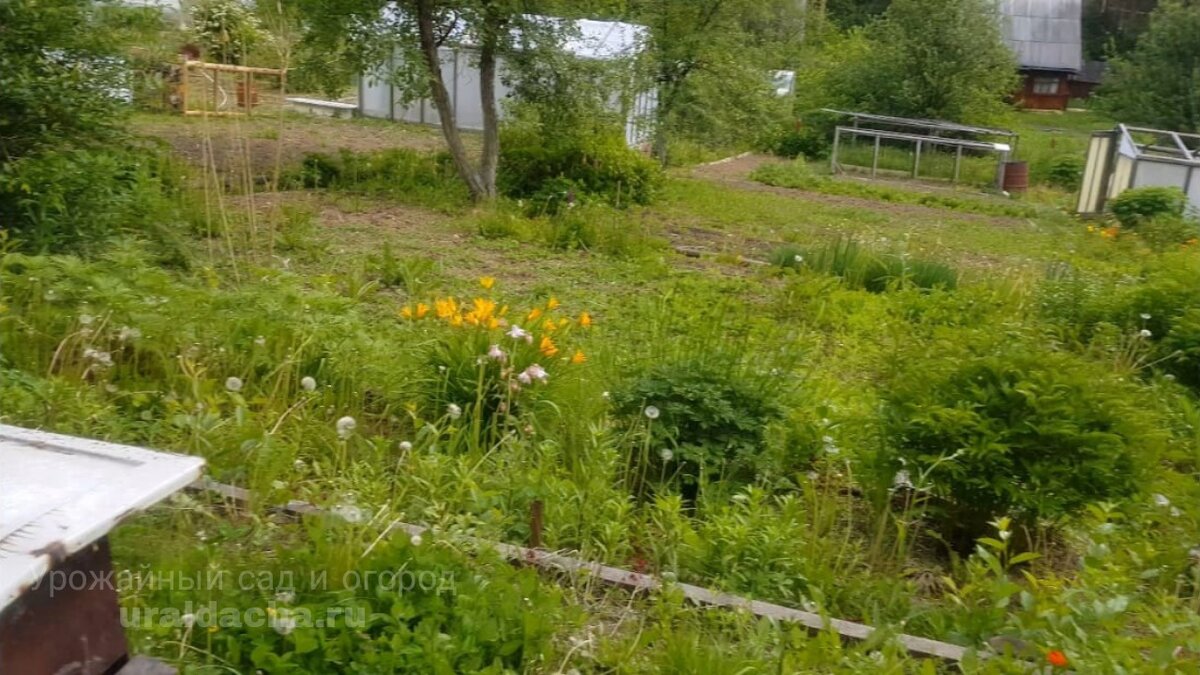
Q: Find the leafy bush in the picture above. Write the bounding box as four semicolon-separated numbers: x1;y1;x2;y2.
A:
878;345;1154;551
0;145;184;255
1045;155;1084;191
1164;308;1200;389
498;128;662;210
611;359;785;501
1109;186;1187;228
1;0;127;160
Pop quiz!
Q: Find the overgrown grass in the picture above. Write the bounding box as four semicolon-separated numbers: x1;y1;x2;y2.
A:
750;160;1049;220
4;109;1200;673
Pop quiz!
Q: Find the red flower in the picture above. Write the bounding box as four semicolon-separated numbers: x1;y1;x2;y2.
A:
1047;650;1069;668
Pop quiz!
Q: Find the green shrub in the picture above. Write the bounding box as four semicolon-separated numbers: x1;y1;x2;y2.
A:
878;345;1154;551
1109;186;1187;228
498;128;662;210
1045;155;1084;191
0;145;184;255
611;359;785;501
1164;308;1200;389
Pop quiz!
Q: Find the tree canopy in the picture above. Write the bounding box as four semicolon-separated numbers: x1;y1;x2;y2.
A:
1097;0;1200;132
802;0;1017;124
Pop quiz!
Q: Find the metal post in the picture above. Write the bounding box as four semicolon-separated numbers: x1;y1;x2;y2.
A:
954;146;963;183
913;140;922;179
831;127;842;175
872;136;881;177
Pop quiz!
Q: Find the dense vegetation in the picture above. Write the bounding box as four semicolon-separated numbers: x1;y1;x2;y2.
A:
4;0;1200;673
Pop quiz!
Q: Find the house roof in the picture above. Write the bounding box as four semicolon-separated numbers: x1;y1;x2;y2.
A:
999;0;1083;73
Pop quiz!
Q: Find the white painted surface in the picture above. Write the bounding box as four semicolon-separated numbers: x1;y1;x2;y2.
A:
0;425;205;609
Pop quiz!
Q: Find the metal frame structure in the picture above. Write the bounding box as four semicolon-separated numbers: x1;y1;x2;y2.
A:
1077;124;1200;215
824;110;1018;188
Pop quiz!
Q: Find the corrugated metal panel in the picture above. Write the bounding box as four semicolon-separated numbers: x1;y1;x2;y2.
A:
1000;0;1082;72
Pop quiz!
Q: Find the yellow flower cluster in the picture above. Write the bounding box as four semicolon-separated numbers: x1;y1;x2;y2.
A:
399;278;593;365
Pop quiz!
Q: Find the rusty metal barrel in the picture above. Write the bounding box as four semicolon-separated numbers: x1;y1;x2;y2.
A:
1002;160;1029;193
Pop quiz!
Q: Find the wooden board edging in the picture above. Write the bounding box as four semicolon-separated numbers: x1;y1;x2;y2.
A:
189;477;971;662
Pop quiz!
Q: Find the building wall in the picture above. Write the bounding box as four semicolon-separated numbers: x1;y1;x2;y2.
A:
1014;71;1072;110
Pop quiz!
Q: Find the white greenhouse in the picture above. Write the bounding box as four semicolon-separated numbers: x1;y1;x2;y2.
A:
358;17;657;147
1078;124;1200;215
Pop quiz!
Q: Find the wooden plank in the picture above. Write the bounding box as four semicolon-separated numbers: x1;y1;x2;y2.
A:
184;60;285;77
0;425;205;610
190;478;975;662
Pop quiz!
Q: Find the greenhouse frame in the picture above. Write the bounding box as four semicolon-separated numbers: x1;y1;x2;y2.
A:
1077;124;1200;215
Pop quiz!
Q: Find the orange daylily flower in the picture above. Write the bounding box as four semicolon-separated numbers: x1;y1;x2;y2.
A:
539;335;559;358
435;297;459;320
400;306;413;319
1046;650;1068;669
571;349;587;364
527;307;543;322
415;302;429;319
546;297;560;310
579;312;593;328
479;276;495;290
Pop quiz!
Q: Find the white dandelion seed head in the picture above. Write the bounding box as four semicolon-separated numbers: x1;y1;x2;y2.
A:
1139;329;1153;338
643;406;660;420
447;403;462;419
336;415;357;439
275;590;295;604
271;613;296;635
331;503;364;523
1166;373;1177;382
181;613;197;628
254;336;266;346
893;470;913;489
300;376;317;391
118;326;141;341
1140;313;1151;320
1153;493;1171;508
793;254;803;263
83;348;114;368
410;534;423;547
660;448;673;462
398;440;413;452
602;391;610;400
79;313;95;326
225;376;244;393
293;459;306;470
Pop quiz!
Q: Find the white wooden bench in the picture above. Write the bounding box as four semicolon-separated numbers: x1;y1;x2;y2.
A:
286;97;357;119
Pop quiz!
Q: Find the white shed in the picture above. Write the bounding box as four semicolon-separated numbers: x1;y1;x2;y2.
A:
358;17;656;147
1077;124;1200;216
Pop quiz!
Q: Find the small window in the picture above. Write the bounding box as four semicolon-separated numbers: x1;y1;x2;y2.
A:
1032;77;1060;95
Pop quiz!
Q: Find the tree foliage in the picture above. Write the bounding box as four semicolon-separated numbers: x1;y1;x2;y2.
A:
804;0;1017;123
1098;0;1200;132
0;0;126;161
